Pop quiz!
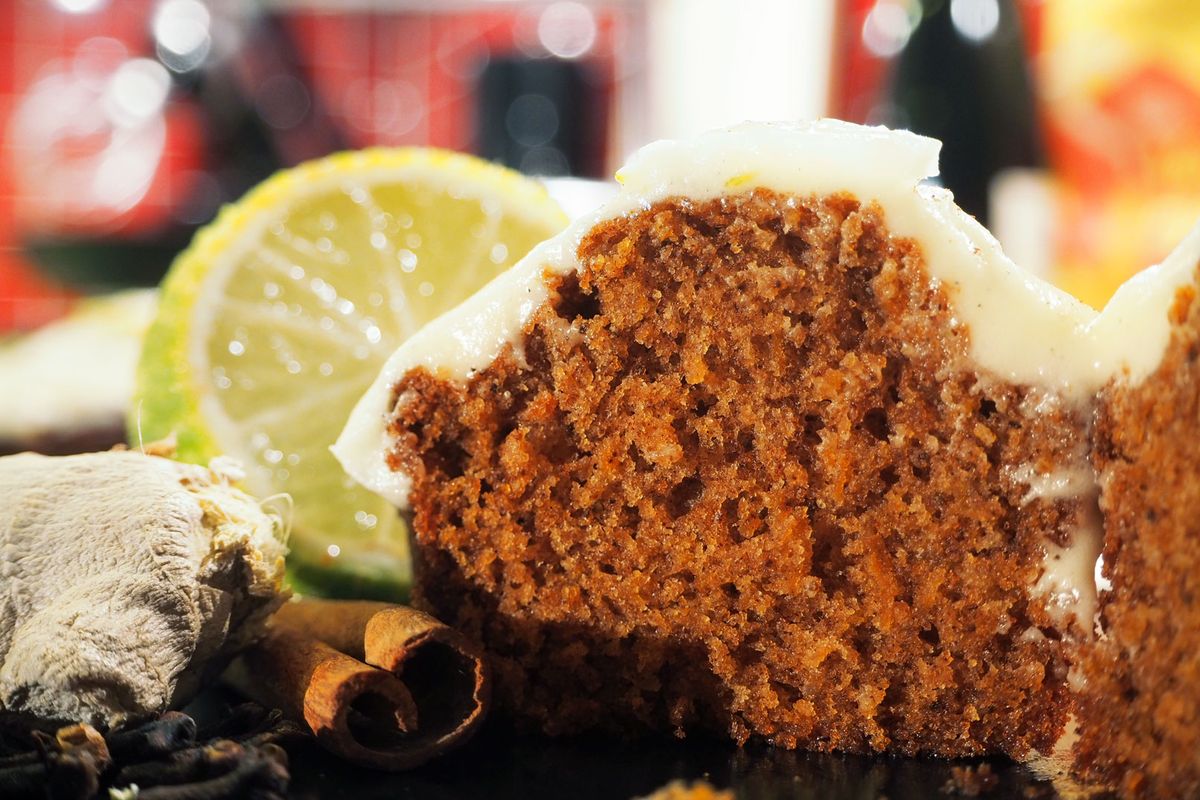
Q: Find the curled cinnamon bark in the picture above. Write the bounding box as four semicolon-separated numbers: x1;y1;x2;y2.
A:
230;600;490;771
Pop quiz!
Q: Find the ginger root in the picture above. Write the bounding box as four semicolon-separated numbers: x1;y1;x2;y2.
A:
0;450;288;726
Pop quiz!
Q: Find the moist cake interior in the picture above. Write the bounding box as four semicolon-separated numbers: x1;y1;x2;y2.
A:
1073;283;1200;797
388;189;1089;757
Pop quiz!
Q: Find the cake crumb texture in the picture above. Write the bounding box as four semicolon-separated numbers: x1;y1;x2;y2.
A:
1077;270;1200;798
391;191;1088;757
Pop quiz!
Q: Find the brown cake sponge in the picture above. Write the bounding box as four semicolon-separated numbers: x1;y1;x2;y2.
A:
390;191;1084;758
1075;280;1200;798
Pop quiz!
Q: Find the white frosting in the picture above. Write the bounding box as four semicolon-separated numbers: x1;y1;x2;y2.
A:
1035;488;1105;634
1086;218;1200;383
541;177;618;220
0;290;157;441
1007;463;1096;506
1003;451;1106;635
333;117;1200;638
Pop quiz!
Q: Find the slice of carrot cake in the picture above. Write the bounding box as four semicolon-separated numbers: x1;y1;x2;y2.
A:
1071;225;1200;798
333;121;1200;797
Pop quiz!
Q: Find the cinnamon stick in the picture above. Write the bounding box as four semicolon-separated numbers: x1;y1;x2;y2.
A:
230;600;490;771
226;629;419;770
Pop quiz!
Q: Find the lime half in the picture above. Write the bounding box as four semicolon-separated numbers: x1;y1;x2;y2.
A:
133;149;567;599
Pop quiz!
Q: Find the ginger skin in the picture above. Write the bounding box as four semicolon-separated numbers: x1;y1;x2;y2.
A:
0;450;288;726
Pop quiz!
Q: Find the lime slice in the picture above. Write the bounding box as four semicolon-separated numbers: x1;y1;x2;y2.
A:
133;149;567;599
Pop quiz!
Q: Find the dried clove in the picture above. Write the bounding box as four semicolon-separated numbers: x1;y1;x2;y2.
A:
43;747;107;800
55;723;111;759
116;739;246;787
1;707;300;799
105;711;197;761
48;724;111;799
195;703;281;741
133;742;290;800
0;745;40;769
0;716;57;759
0;722;109;800
0;760;49;799
238;719;309;749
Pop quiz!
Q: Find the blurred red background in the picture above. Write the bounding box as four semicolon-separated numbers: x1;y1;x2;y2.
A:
6;0;1200;330
0;0;635;330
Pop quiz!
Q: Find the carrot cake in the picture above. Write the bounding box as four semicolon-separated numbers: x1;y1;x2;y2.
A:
333;121;1200;798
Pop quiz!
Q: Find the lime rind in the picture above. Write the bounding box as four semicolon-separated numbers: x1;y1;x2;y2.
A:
132;148;567;599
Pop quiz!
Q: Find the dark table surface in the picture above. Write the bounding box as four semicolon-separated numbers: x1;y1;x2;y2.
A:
281;721;1063;799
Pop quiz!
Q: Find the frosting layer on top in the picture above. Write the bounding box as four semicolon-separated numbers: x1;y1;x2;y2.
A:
333;120;1200;510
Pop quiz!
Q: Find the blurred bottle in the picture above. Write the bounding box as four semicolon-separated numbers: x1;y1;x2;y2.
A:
874;0;1042;225
476;56;606;179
